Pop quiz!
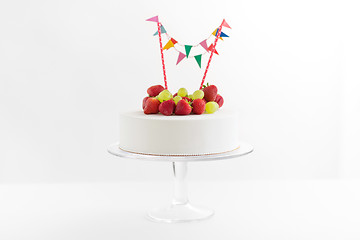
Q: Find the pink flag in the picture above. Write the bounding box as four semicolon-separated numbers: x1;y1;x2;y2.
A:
146;16;159;22
221;19;231;29
176;52;186;65
199;40;209;52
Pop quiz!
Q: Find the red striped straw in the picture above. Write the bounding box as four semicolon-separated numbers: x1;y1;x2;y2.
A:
157;22;168;89
199;25;223;89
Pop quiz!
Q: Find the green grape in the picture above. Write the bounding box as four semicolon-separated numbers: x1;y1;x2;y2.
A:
173;96;182;104
205;101;219;114
188;94;193;100
177;88;188;97
193;90;204;99
158;90;172;102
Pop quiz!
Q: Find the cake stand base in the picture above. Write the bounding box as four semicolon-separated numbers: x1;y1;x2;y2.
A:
147;203;214;223
107;142;254;223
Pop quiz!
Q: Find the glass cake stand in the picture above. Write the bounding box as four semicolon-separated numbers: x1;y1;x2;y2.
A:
107;142;253;223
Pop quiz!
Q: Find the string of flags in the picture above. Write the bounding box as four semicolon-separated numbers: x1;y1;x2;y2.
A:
146;16;231;68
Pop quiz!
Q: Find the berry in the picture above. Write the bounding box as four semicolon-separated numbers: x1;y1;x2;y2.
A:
193;90;204;99
142;96;150;110
215;94;224;108
203;85;218;102
182;97;191;102
177;88;188;97
143;98;160;114
173;96;182;105
147;85;164;97
173;93;178;97
158;90;173;102
205;101;219;114
159;99;175;116
175;99;192;115
192;99;206;115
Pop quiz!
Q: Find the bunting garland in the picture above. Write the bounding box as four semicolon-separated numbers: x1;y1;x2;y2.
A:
208;44;219;55
147;16;231;88
176;52;186;65
194;55;202;68
199;40;209;52
184;45;192;58
153;25;167;36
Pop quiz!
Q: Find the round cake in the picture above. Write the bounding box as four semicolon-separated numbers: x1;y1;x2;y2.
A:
119;109;239;156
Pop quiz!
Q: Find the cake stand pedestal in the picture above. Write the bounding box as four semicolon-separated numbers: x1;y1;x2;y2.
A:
107;143;253;223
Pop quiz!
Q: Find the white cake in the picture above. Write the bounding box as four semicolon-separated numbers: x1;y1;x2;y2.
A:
119;109;239;156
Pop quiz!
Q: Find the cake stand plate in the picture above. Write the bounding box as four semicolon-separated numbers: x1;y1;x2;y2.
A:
108;142;253;223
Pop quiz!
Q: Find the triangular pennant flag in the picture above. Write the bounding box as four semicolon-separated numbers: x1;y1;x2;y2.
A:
146;16;159;22
170;38;178;44
199;40;208;52
212;29;223;40
208;44;219;55
194;55;202;68
221;19;231;29
220;32;229;38
176;52;186;65
163;39;174;50
185;45;192;58
153;25;166;36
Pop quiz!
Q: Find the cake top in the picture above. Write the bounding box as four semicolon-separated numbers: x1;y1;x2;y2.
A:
143;16;231;116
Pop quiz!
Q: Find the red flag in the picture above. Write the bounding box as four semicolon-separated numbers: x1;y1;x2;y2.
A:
208;44;219;55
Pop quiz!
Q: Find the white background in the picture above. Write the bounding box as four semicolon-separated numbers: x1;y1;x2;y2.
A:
1;0;360;239
1;0;359;182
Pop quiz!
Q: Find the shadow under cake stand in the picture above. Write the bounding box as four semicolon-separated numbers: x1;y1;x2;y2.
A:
108;142;253;223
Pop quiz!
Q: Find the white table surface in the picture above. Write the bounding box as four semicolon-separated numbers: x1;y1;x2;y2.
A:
1;180;360;240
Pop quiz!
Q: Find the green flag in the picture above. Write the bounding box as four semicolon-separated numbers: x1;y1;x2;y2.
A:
194;54;202;68
185;45;192;58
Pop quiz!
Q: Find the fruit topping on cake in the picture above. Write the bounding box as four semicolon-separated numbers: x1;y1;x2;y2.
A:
205;101;219;114
173;95;182;104
202;83;218;102
177;88;188;97
147;85;164;97
143;84;223;115
158;89;173;102
143;97;160;114
159;99;176;116
175;99;192;115
215;94;224;108
192;98;206;115
142;96;150;110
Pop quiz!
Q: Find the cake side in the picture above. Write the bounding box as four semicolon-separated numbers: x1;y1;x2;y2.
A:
119;109;239;156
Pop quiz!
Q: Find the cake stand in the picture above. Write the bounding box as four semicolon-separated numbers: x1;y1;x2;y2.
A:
107;142;253;223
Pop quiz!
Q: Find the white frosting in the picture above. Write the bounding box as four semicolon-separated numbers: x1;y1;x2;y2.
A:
119;109;239;156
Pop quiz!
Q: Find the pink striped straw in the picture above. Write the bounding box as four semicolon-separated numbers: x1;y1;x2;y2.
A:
199;24;223;89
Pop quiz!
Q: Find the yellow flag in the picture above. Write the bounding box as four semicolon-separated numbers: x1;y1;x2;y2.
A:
212;29;223;41
163;40;174;50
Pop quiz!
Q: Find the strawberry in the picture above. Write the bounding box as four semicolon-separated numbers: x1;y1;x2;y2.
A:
192;98;205;115
175;99;192;115
182;97;192;102
202;84;218;102
215;94;224;108
142;96;150;110
159;99;175;116
147;85;165;97
143;98;160;114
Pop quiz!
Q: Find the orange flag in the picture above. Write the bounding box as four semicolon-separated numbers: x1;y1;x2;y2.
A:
163;40;174;50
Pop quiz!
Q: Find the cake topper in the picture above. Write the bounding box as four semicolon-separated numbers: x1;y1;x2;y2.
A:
146;16;231;90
